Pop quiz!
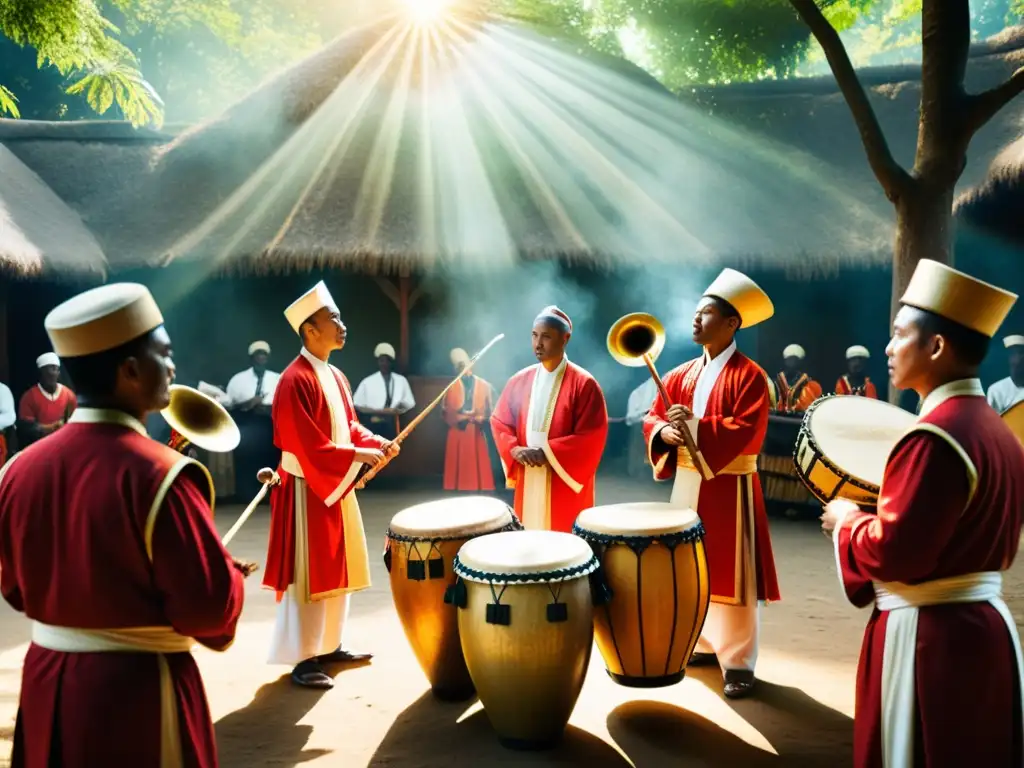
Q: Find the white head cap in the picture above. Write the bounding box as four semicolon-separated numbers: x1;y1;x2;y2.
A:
703;268;774;329
846;345;870;360
1004;335;1024;349
284;281;336;334
36;352;60;369
450;347;470;366
375;342;396;359
44;283;164;358
248;340;270;356
783;344;805;360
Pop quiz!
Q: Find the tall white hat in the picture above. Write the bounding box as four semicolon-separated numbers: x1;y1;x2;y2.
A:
900;260;1017;338
703;268;774;329
284;281;336;334
44;283;164;358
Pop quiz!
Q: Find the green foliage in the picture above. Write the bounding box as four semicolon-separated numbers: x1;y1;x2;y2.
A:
0;0;163;126
0;83;18;117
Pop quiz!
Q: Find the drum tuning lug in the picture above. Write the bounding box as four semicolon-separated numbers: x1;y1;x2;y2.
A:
407;560;426;581
444;578;467;608
486;603;511;626
428;558;445;579
383;547;392;573
547;603;568;623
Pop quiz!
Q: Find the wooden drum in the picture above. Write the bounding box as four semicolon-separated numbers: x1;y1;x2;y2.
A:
794;394;916;507
384;497;520;701
452;531;598;750
574;502;709;688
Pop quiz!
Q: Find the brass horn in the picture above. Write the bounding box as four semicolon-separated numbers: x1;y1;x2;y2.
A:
161;384;241;454
607;312;666;367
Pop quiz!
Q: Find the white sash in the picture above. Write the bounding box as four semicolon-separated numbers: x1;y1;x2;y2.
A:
876;571;1024;767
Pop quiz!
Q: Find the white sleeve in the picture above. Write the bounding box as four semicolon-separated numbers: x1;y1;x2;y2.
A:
224;372;252;405
394;376;415;413
261;372;280;405
0;385;15;430
353;378;371;409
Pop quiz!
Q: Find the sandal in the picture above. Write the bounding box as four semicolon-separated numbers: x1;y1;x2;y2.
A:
291;660;334;689
723;670;756;699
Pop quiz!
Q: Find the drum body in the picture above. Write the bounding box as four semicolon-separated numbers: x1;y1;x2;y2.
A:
574;503;709;688
385;497;520;701
794;395;916;506
454;531;597;749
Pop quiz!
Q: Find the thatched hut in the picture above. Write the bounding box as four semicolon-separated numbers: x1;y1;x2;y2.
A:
955;134;1024;248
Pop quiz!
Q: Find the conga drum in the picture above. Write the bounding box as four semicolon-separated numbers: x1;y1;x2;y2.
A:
452;530;598;749
384;497;521;701
573;503;709;688
794;394;916;506
1002;401;1024;447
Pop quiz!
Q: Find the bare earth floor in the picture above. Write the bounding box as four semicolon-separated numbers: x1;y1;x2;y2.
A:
2;477;1023;767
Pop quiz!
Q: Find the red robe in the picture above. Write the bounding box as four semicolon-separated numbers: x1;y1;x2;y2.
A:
264;353;386;600
644;352;780;604
0;408;244;768
18;384;77;427
835;376;878;399
774;372;821;413
490;360;608;533
443;375;495;492
835;381;1024;767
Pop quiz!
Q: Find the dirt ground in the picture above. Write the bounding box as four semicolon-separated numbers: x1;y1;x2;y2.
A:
1;476;1022;767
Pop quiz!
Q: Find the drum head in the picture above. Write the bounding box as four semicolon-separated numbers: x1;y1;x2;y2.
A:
1002;401;1024;447
456;531;595;583
575;503;699;537
807;396;916;487
389;497;513;539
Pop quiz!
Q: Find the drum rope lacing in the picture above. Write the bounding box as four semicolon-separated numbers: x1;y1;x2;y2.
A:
571;522;706;553
451;552;601;586
382;513;523;577
384;510;522;543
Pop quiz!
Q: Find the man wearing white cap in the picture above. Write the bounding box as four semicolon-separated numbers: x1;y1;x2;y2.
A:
644;268;778;699
17;352;77;447
443;347;496;492
985;334;1024;414
491;305;608;533
835;345;878;398
774;343;822;413
0;283;249;767
265;281;400;688
822;260;1024;767
226;340;280;500
353;342;415;442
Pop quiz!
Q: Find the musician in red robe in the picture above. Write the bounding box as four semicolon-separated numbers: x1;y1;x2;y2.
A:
264;280;399;689
774;344;822;413
491;306;608;533
17;352;77;446
443;347;495;492
644;268;779;699
835;345;878;398
822;259;1024;768
0;283;250;768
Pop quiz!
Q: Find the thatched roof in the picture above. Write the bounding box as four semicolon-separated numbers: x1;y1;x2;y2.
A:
0;144;107;277
2;22;1022;277
954;135;1024;247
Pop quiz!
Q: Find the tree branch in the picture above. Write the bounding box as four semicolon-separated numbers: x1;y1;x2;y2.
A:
967;67;1024;136
789;0;912;201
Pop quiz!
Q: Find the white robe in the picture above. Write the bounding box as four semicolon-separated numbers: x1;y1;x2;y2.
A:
668;341;759;674
986;376;1024;415
225;367;280;407
352;371;415;413
268;348;361;666
0;382;14;431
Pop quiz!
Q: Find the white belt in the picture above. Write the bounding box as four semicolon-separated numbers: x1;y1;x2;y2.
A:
281;451;304;478
874;571;1002;611
876;571;1024;768
32;622;195;654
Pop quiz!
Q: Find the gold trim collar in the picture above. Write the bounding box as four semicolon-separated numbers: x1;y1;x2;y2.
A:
69;407;148;437
918;378;984;418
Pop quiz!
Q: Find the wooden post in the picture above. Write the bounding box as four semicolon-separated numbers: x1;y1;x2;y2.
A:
373;274;424;373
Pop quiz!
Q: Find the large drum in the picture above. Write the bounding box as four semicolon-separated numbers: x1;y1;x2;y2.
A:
384;497;520;701
452;530;598;749
794;394;916;507
1002;401;1024;447
573;503;709;688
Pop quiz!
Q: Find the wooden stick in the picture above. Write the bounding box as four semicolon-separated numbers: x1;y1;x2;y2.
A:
222;468;279;546
354;334;505;489
642;352;703;471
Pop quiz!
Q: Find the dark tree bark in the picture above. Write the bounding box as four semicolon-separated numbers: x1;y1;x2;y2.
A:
789;0;1024;402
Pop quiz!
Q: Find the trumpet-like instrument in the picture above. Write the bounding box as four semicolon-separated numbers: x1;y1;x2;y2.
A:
607;313;701;467
161;384;241;454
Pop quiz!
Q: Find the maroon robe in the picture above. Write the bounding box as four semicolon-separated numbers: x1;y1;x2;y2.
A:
835;380;1024;767
0;408;244;768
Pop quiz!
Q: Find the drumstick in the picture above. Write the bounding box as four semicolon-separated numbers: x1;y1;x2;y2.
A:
222;467;279;546
642;352;702;471
354;334;505;490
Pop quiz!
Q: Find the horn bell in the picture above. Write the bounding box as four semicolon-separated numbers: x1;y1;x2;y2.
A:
161;384;241;453
607;312;666;367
